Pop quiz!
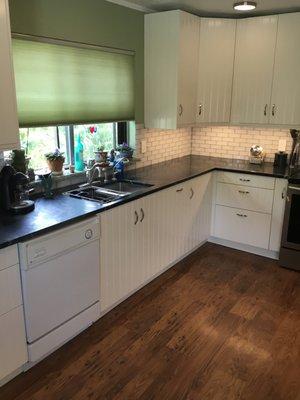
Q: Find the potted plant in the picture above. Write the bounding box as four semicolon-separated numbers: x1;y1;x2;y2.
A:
116;143;134;159
45;149;65;176
94;146;108;163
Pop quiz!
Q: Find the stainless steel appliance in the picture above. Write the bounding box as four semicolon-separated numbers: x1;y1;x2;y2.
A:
279;183;300;270
279;130;300;270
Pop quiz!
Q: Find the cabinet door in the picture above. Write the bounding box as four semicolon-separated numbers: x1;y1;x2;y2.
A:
196;19;236;124
231;16;278;124
0;0;19;151
269;179;287;252
0;306;27;381
100;201;137;312
177;12;199;127
270;13;300;125
186;173;213;250
144;11;180;130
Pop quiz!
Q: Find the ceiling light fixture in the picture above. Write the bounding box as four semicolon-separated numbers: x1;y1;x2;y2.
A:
233;1;257;11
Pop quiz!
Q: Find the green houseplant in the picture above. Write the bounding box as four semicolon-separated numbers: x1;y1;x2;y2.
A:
116;143;134;159
45;149;65;175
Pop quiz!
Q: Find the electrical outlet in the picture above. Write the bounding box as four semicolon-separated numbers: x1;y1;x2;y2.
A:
141;140;147;154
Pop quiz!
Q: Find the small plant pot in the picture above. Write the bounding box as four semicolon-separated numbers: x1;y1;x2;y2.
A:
94;151;108;163
47;159;64;176
118;149;134;159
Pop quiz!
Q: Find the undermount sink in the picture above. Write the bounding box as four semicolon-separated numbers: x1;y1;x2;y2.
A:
95;179;153;193
64;180;153;204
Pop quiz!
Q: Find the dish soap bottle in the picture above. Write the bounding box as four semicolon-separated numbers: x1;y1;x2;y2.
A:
75;135;84;172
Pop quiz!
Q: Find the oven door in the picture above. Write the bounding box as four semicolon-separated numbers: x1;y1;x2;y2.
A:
281;184;300;251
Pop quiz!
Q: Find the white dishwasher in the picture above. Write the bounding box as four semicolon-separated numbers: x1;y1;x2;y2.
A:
19;216;100;363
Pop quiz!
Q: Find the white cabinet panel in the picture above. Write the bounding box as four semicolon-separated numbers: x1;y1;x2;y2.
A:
145;11;199;129
0;306;27;382
0;245;18;271
0;265;22;316
0;0;19;151
270;12;300;125
214;205;271;249
196;18;236;124
216;182;274;214
231;16;278;124
177;12;200;127
269;179;288;252
217;171;275;190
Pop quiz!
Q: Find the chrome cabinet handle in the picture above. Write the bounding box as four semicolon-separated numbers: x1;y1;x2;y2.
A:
264;104;268;116
134;210;139;225
239;178;250;182
176;188;183;192
282;187;286;199
140;208;145;222
238;190;250;194
236;213;248;218
189;188;194;199
198;104;202;116
179;104;183;116
85;229;93;239
272;104;276;116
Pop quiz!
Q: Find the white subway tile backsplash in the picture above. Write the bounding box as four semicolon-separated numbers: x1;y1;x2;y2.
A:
192;126;292;162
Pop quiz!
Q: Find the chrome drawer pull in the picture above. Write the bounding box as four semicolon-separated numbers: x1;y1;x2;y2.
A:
176;188;183;192
239;178;250;182
238;190;250;194
236;213;248;218
134;210;139;225
190;188;194;199
140;208;145;222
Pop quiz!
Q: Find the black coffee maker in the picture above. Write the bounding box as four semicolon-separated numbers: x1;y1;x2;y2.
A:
0;165;35;214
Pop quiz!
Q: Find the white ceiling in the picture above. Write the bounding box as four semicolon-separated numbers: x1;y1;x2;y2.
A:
107;0;300;17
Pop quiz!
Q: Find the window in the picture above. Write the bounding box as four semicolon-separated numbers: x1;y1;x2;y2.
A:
9;122;134;171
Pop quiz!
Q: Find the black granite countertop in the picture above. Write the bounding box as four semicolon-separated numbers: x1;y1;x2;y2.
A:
0;155;288;249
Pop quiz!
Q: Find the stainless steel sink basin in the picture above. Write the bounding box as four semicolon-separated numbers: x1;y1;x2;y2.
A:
94;179;153;193
64;180;153;204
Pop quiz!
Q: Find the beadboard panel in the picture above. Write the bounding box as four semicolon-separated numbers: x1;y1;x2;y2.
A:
196;18;236;124
231;16;278;124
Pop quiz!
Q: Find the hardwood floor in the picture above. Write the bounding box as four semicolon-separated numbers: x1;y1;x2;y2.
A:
1;243;300;400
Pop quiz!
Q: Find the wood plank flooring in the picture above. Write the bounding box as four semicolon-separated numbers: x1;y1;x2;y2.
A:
1;243;300;400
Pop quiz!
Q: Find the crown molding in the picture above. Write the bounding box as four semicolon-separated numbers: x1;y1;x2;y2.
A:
105;0;154;13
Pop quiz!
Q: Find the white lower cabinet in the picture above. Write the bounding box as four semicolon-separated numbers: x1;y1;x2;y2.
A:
100;174;213;313
214;205;272;249
0;245;27;384
212;172;287;254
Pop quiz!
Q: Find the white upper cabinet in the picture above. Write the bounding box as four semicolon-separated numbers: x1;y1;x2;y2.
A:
196;18;236;124
0;0;19;151
270;13;300;126
231;16;278;125
145;11;199;130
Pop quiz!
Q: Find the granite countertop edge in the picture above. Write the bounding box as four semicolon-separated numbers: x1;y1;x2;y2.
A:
0;155;288;250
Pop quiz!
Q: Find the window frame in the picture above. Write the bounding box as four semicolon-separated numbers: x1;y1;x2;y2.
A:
17;122;130;170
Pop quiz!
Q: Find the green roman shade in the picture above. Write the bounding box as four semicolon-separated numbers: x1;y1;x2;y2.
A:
12;38;135;127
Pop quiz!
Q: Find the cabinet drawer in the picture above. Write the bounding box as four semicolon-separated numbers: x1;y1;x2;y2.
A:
0;245;18;271
0;264;23;316
214;205;271;249
0;306;27;381
216;182;274;213
217;171;275;189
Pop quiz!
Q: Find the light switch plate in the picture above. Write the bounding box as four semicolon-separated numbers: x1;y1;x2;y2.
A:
141;140;147;154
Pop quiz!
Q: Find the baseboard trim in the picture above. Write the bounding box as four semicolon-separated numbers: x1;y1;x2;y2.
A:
208;237;279;260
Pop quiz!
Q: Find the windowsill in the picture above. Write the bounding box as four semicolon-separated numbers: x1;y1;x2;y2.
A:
30;170;87;193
